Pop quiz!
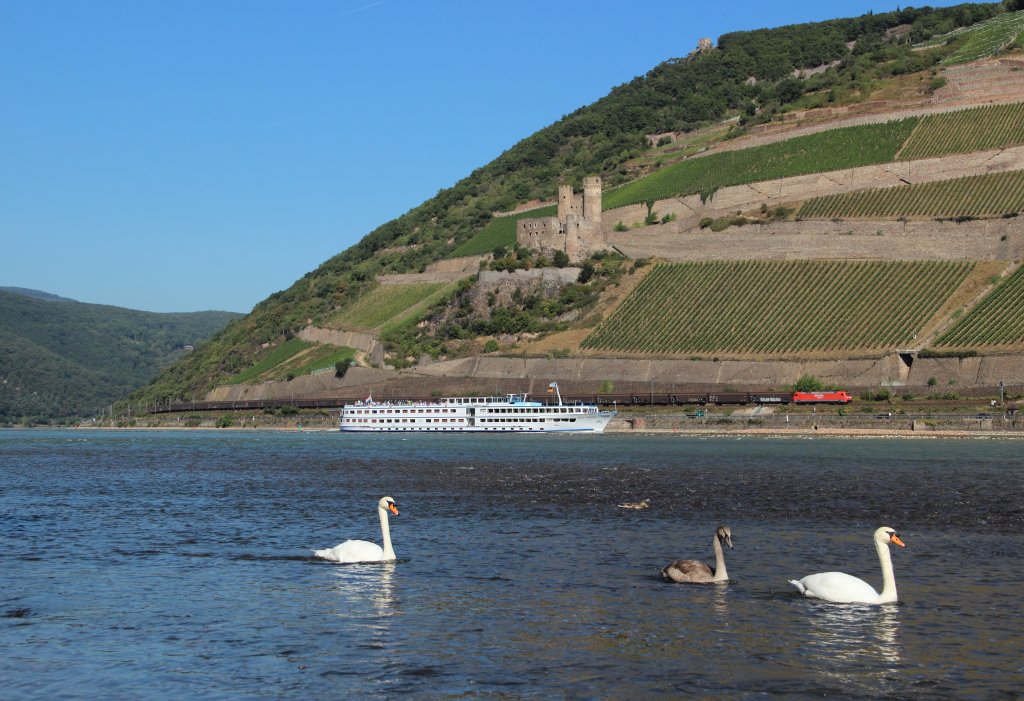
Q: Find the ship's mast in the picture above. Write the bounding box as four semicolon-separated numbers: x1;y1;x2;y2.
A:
548;382;562;406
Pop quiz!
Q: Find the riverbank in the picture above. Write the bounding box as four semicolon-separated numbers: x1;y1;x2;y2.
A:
39;401;1022;439
58;420;1024;439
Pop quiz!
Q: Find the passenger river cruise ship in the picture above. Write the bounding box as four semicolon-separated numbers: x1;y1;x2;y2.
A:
339;383;616;433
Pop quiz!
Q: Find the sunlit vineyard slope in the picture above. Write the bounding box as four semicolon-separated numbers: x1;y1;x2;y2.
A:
935;266;1024;349
798;169;1024;219
581;261;975;356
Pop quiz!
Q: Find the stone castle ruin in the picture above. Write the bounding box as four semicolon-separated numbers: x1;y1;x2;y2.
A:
516;177;608;262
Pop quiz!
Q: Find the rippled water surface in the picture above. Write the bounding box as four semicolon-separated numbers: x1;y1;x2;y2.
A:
2;430;1022;699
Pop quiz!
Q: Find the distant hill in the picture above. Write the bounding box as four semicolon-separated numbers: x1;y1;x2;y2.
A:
0;290;241;423
0;287;77;303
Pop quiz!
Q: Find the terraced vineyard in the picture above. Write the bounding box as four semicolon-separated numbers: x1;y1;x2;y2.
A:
898;102;1024;160
581;260;974;355
916;10;1024;65
602;120;917;210
332;282;456;330
798;169;1024;219
227;338;312;385
935;266;1024;348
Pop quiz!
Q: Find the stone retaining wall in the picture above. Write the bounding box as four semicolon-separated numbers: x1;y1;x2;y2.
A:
610;217;1024;262
203;351;1024;402
477;268;580;286
603;144;1024;238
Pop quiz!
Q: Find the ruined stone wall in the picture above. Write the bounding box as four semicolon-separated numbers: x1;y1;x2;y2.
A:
516;216;563;259
477;268;581;286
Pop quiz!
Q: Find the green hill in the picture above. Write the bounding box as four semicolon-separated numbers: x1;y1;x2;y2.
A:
0;290;240;423
131;2;1024;406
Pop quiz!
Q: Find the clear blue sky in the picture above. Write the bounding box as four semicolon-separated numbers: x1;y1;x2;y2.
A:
1;0;966;313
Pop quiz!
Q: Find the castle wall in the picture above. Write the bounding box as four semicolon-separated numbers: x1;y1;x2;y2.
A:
517;216;564;258
583;176;602;224
557;185;573;220
517;178;608;262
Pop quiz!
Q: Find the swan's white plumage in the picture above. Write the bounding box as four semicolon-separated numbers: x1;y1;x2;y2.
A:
314;539;386;563
790;526;905;604
314;496;399;564
789;571;882;603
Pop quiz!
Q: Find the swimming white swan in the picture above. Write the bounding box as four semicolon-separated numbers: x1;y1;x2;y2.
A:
313;496;399;563
790;526;905;604
662;525;733;583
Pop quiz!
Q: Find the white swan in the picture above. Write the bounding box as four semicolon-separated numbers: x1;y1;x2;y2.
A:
790;526;905;604
314;496;399;563
662;525;733;583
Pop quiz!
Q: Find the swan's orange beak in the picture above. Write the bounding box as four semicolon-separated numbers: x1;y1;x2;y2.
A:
388;503;399;516
890;533;905;547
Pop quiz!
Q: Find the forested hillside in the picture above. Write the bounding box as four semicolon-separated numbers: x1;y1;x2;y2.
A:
0;290;239;423
133;2;1020;405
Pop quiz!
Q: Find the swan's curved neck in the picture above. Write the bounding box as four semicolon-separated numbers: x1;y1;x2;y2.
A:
876;539;897;603
379;507;395;560
712;534;728;582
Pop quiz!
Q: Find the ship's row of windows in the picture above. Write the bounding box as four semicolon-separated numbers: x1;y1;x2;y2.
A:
345;418;466;423
480;407;575;414
481;418;577;423
343;417;579;424
348;423;548;429
346;408;589;417
348;408;460;416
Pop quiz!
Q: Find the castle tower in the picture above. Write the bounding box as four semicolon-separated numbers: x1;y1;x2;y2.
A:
582;176;602;224
517;175;608;264
557;184;574;221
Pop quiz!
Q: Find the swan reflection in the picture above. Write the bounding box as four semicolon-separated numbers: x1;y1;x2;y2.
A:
712;583;731;616
328;562;399;618
802;603;902;686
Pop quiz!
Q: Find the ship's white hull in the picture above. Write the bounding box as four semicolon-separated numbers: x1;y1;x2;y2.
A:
339;413;615;433
339;393;615;433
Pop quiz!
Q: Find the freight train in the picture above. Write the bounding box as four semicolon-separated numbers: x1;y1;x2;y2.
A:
146;390;852;414
578;390;853;406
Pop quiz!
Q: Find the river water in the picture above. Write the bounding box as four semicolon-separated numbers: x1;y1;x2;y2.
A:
1;430;1022;699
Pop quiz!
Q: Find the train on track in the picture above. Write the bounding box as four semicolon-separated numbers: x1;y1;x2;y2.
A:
147;390;851;414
